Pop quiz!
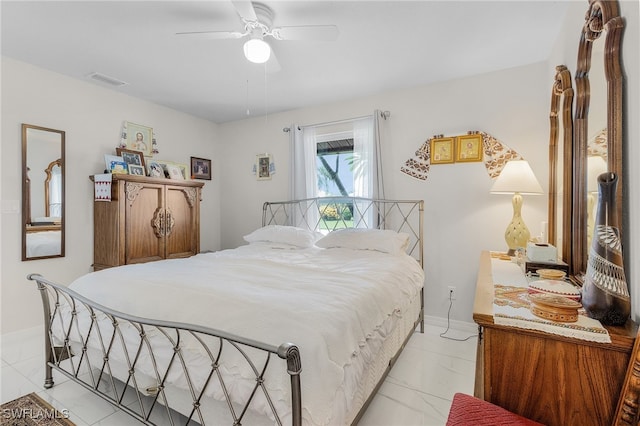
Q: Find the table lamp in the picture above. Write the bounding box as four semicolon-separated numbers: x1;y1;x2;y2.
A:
490;160;543;256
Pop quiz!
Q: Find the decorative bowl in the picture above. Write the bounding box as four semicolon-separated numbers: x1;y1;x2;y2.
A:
536;268;567;280
528;279;581;301
529;293;582;323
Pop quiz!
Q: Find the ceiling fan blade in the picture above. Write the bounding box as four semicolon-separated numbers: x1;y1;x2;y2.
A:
231;0;258;22
175;30;246;40
273;25;339;41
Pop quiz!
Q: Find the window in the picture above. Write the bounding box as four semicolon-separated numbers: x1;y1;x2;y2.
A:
315;132;354;197
315;132;355;229
289;114;383;228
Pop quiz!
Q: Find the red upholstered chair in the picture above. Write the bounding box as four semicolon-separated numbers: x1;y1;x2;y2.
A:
446;393;545;426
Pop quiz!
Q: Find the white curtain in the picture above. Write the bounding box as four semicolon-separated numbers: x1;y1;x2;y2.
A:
373;110;385;199
289;125;317;200
289;125;318;227
352;111;385;226
352;111;385;199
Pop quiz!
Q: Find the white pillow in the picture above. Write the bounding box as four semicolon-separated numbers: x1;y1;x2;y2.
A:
315;228;410;255
243;225;321;248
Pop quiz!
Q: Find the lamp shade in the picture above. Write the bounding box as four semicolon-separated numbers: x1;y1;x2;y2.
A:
490;160;543;195
243;38;271;64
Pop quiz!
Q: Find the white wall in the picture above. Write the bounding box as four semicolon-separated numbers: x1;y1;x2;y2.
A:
218;62;551;323
1;57;222;334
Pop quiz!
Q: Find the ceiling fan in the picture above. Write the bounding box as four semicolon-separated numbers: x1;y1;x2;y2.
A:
176;0;339;66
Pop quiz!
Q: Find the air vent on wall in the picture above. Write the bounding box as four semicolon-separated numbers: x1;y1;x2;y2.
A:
87;72;128;87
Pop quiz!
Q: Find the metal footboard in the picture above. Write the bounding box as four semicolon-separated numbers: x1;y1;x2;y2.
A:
28;273;302;426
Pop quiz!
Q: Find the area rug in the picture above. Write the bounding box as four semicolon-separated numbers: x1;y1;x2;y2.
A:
0;393;75;426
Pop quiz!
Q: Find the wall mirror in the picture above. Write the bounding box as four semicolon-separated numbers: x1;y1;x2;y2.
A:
21;123;65;260
572;0;624;281
548;65;573;266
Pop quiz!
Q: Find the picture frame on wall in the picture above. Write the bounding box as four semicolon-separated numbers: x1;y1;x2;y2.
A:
116;148;146;171
430;137;455;164
256;154;272;180
455;134;483;162
190;157;212;180
125;122;153;157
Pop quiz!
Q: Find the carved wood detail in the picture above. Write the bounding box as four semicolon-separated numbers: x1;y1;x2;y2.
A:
181;187;197;208
44;158;62;217
165;207;175;236
572;0;624;282
548;65;574;268
151;207;165;238
125;182;144;204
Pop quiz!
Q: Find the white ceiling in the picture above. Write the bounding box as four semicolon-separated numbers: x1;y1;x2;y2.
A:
1;1;570;124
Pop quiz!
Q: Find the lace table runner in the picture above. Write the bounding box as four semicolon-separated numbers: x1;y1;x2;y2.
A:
490;257;610;343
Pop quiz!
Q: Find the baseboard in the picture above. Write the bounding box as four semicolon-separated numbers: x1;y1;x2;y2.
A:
424;315;478;335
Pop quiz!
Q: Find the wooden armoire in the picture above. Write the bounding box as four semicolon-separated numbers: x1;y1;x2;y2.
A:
92;174;204;270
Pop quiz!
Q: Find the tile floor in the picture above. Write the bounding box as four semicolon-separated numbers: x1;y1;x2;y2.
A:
0;323;477;426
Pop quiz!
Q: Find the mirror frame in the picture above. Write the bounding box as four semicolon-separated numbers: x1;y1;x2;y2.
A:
572;0;624;281
548;65;574;267
21;123;66;261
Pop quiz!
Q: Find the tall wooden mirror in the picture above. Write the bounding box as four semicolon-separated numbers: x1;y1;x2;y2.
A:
548;65;573;266
21;124;65;260
572;0;624;281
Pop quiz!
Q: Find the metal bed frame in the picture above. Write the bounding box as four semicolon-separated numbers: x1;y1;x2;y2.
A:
29;197;424;425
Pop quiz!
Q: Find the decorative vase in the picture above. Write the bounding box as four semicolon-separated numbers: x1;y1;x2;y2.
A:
582;172;630;325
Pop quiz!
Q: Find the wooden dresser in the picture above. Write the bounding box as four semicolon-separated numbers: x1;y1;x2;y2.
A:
473;250;637;426
92;174;204;270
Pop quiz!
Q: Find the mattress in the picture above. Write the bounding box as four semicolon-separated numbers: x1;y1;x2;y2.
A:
61;243;424;425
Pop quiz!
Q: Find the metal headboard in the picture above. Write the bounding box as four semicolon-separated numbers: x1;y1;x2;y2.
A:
262;197;424;267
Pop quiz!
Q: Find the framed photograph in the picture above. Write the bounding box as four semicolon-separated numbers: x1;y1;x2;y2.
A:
154;160;189;179
104;154;123;172
125;122;153;157
190;157;212;180
116;148;146;171
176;163;189;179
455;134;483;162
146;160;165;178
430;137;455;164
110;160;128;174
128;164;145;176
256;154;272;180
166;163;185;180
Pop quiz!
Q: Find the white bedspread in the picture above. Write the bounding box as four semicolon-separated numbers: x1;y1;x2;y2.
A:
68;244;424;425
26;230;61;257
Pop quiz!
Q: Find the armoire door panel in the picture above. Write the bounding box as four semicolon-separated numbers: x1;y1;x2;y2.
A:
125;184;164;264
164;186;198;259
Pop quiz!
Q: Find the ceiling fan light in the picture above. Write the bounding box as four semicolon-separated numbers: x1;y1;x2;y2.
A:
243;38;271;64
